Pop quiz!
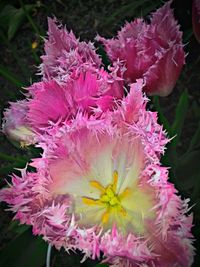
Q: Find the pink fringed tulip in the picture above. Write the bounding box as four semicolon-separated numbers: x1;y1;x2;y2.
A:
0;80;194;266
3;68;123;141
192;0;200;43
2;100;35;146
27;67;123;132
40;18;102;81
97;1;185;96
2;17;124;144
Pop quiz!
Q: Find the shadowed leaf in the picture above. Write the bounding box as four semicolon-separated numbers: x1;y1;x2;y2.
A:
0;229;47;267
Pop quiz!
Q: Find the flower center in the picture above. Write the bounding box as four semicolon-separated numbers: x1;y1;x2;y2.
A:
82;171;129;225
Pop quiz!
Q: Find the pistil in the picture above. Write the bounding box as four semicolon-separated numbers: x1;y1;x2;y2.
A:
82;170;127;225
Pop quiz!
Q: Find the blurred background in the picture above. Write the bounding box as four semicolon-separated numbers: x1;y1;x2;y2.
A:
0;0;199;266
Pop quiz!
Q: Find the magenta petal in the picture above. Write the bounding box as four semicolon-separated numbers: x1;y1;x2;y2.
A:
27;70;123;131
144;44;185;96
150;0;182;44
0;83;195;265
97;1;185;96
28;80;72;130
40;18;101;81
192;0;200;43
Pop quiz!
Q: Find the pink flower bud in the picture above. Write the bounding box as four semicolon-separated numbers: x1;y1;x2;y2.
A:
2;100;35;146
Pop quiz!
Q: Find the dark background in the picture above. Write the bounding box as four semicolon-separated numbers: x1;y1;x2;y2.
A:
0;0;199;266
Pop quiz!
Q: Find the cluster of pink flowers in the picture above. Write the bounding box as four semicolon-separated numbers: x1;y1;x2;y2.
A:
1;2;195;267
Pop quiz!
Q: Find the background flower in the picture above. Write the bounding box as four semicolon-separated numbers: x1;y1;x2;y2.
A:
97;1;185;96
40;18;102;82
2;100;35;146
0;1;199;266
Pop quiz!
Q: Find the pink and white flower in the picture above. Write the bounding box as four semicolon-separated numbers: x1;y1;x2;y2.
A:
97;1;185;96
0;80;194;266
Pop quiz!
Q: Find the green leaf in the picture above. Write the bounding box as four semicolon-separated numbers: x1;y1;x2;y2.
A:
97;45;110;69
152;96;171;133
0;164;20;176
187;123;200;152
0;64;23;87
0;152;27;164
102;0;148;27
183;28;193;43
0;5;16;29
8;4;34;40
0;229;47;267
140;0;161;17
171;90;189;147
176;149;200;193
19;0;42;36
7;221;30;235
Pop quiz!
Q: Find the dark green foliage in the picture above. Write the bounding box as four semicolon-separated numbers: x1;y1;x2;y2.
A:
0;0;199;266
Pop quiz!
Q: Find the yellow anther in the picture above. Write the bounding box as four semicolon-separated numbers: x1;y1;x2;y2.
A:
82;197;102;206
119;207;127;216
102;209;110;224
101;194;110;202
112;170;118;192
109;196;119;206
90;180;105;192
83;170;129;226
106;186;115;198
119;188;130;200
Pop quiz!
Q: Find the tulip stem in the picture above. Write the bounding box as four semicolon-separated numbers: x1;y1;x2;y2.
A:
46;244;52;267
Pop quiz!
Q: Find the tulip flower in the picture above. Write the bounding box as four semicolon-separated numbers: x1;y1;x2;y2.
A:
97;1;185;96
0;80;194;267
40;18;102;82
2;18;124;144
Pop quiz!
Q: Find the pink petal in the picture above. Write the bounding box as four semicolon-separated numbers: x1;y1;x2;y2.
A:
97;1;185;96
27;70;123;131
40;17;101;81
27;80;72;130
144;44;185;96
2;100;35;145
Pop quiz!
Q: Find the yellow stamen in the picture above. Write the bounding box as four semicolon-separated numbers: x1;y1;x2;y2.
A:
105;186;115;198
109;196;119;206
119;206;127;216
82;171;130;226
119;188;131;200
102;209;110;224
101;194;110;203
82;197;102;206
112;170;118;191
90;180;105;192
